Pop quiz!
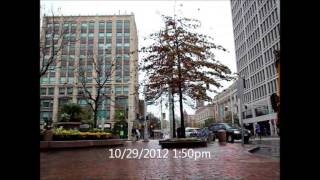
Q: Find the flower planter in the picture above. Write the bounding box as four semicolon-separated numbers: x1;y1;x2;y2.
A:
43;130;53;141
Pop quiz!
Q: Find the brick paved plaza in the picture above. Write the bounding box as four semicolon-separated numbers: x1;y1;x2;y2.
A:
40;140;279;180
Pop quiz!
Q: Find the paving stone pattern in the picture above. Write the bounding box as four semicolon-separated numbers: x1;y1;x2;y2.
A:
41;140;279;180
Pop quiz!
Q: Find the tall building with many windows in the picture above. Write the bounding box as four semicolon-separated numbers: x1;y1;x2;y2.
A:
40;15;139;129
230;0;280;136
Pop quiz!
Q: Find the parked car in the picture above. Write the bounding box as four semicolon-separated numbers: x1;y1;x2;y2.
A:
190;128;201;137
185;127;200;137
197;127;216;142
208;123;251;143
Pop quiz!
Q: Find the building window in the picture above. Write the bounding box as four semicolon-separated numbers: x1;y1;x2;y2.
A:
41;77;48;84
271;81;275;93
99;21;105;32
87;88;92;94
115;97;128;109
272;64;276;76
115;86;122;95
88;33;94;38
59;77;66;83
106;32;112;38
106;21;112;32
40;111;52;122
47;87;54;95
268;82;271;94
105;86;111;95
78;98;87;106
124;20;130;33
116;20;123;32
59;87;65;95
78;87;84;95
67;87;73;95
67;77;74;83
123;86;129;95
98;33;105;38
40;88;47;95
81;22;88;32
49;77;56;84
89;21;95;30
123;76;130;82
86;77;93;83
41;99;52;108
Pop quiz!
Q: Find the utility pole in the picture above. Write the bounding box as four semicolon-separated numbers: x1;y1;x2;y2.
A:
237;77;245;145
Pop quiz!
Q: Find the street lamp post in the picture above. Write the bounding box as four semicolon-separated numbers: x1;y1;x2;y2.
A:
143;85;149;142
230;92;234;125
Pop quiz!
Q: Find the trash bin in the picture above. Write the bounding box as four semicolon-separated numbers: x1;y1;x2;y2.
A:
217;129;226;143
43;129;53;141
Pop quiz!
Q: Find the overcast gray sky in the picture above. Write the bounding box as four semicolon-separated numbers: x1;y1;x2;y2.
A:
41;0;237;118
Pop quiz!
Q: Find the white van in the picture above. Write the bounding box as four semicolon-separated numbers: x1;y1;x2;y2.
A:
185;127;200;137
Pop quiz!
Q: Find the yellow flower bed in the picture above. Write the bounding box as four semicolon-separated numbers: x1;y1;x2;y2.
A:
52;127;112;140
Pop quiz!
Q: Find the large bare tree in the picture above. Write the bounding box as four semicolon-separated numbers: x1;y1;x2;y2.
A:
140;15;234;138
77;51;117;128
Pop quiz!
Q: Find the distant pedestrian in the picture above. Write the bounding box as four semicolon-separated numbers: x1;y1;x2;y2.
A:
264;127;267;136
132;128;136;141
255;124;262;140
135;129;140;141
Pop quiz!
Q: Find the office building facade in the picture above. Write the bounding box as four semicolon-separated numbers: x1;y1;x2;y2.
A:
40;15;139;130
230;0;280;136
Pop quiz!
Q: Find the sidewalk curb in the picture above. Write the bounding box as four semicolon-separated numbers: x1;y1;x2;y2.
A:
248;146;260;153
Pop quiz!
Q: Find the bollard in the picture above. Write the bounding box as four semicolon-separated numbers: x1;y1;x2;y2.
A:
217;129;226;143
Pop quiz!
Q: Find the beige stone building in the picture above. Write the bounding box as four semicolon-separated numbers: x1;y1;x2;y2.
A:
213;81;239;124
193;104;216;128
183;110;196;127
40;15;139;132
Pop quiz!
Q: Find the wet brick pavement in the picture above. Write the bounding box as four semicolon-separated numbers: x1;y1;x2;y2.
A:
250;138;280;159
40;140;279;180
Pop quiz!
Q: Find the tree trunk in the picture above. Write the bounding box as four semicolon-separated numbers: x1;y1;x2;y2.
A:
176;42;185;138
177;76;185;138
93;107;98;128
171;90;176;138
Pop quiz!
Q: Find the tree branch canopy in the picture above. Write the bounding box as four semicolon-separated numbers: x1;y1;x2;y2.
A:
140;14;235;105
